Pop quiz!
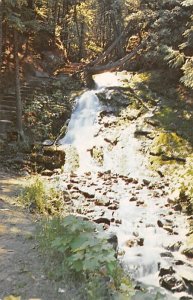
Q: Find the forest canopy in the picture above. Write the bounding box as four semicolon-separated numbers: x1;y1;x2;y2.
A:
0;0;193;88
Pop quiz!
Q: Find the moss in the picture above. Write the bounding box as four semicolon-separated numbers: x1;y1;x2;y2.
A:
91;146;104;166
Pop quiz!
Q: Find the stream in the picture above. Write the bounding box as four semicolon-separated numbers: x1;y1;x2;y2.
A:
57;72;193;299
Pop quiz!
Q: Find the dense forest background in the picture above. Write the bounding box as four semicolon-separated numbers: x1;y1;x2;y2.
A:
0;0;193;87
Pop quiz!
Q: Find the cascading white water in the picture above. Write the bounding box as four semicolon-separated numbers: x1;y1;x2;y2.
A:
60;90;101;171
60;72;125;172
58;72;191;299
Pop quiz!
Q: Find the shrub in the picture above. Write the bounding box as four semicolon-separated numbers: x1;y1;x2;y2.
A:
19;176;67;215
36;215;127;298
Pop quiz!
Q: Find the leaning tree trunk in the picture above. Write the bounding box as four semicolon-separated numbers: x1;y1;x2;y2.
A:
84;37;148;87
14;29;24;141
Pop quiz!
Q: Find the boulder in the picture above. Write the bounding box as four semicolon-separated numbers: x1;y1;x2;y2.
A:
159;266;175;277
159;275;186;292
182;247;193;258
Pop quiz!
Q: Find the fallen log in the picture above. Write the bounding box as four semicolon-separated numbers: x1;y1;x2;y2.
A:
83;37;148;87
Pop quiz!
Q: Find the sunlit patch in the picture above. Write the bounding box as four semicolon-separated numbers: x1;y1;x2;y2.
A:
93;72;123;88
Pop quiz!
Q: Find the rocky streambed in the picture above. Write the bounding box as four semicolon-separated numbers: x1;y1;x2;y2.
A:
46;72;193;299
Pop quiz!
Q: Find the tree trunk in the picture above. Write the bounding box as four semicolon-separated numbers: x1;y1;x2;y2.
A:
89;24;130;67
86;38;148;76
14;30;24;141
84;38;148;87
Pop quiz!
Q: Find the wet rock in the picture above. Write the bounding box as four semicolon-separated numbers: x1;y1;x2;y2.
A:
159;266;175;277
125;238;144;248
94;217;111;226
174;260;184;265
108;203;119;210
133;179;138;184
126;239;136;248
41;169;54;176
172;203;182;211
129;196;138;202
136;200;145;206
157;220;164;228
182;247;193;258
160;252;174;258
163;225;173;234
143;179;151;186
124;177;134;184
167;241;182;251
179;268;193;291
159;275;186;292
137;238;144;246
180;297;193;300
80;190;95;199
134;129;153;138
42;139;54;146
115;219;122;225
104;136;119;146
107;232;118;252
95;197;110;207
153;191;160;197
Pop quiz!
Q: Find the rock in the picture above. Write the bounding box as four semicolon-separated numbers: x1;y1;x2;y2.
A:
115;219;122;225
163;225;173;234
124;177;133;184
182;247;193;258
159;275;186;292
136;200;145;206
42;139;54;146
159;267;175;277
95;197;110;206
126;239;136;248
160;252;174;258
137;238;144;246
108;203;119;210
94;217;111;226
157;220;164;227
129;196;138;202
174;260;184;265
133;179;138;184
172;203;182;211
107;232;118;252
167;241;182;251
143;179;151;186
41;169;54;176
104;137;118;146
80;190;95;199
179;267;193;290
126;238;144;248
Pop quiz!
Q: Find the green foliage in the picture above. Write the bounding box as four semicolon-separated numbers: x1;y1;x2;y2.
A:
164;47;185;68
19;176;66;215
36;215;131;298
38;215;118;278
181;58;193;88
173;154;193;201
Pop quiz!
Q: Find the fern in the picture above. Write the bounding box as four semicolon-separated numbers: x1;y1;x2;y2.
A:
164;47;185;68
182;0;193;6
181;58;193;88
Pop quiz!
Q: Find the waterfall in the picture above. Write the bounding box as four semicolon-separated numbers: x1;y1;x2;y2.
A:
59;72;123;172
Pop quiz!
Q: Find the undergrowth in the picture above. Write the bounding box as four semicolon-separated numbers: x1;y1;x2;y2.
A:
36;215;133;299
18;176;68;215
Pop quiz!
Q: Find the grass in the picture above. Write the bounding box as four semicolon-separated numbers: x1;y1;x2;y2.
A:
18;176;68;215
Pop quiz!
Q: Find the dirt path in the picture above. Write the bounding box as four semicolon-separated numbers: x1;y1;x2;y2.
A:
0;171;72;300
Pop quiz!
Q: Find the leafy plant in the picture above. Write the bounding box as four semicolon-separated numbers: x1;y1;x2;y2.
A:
36;215;127;298
38;215;117;276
